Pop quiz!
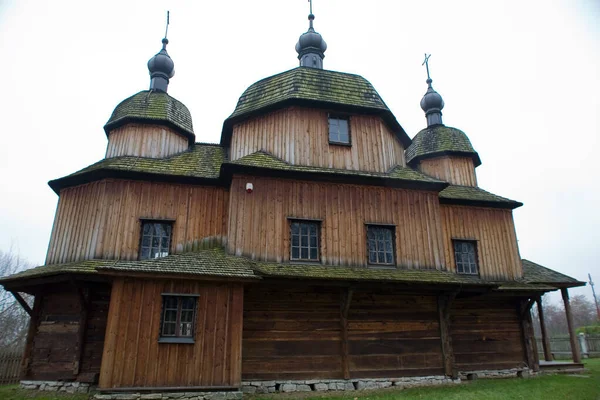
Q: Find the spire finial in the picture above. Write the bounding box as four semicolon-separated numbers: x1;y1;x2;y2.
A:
308;0;315;29
164;11;170;42
422;53;432;86
148;11;175;92
296;0;327;69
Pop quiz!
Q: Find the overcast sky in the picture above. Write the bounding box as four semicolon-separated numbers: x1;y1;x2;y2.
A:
0;0;598;302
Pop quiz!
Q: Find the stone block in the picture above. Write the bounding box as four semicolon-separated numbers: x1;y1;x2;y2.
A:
140;394;163;399
226;392;243;400
344;382;355;391
166;394;185;399
314;383;328;391
77;386;90;393
94;395;114;400
268;387;276;393
242;386;257;394
66;386;77;394
281;384;297;392
45;386;59;392
114;394;140;400
356;381;377;390
296;384;311;392
377;382;392;389
256;387;269;394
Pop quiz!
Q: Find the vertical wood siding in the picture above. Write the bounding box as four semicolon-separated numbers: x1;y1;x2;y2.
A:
99;279;243;389
227;176;446;269
230;107;405;172
105;124;189;159
451;296;526;371
440;205;522;280
46;180;229;265
419;156;477;187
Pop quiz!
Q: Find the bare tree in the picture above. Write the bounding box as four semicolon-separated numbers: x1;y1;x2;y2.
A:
0;249;33;350
532;293;598;337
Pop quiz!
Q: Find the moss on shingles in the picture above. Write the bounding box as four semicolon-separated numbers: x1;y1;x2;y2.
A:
440;185;522;207
522;259;583;285
406;125;480;166
63;143;225;180
229;67;389;119
0;259;104;283
104;90;194;137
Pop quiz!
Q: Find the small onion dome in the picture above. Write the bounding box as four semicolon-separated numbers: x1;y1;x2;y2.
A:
295;14;327;68
406;125;481;167
148;38;175;92
420;79;445;114
104;90;195;145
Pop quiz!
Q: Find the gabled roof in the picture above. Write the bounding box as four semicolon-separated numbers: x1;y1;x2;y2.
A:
48;144;226;194
221;67;411;148
104;90;195;144
406;125;481;167
439;185;523;209
223;151;447;191
521;259;585;288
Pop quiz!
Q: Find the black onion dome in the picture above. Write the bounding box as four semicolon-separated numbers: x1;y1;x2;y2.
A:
295;15;327;57
420;79;444;114
147;38;175;91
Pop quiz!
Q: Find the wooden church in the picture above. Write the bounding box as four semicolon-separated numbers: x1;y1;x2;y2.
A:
0;6;585;397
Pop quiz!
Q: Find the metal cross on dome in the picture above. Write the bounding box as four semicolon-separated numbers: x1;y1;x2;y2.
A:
308;0;313;15
422;53;432;80
164;11;170;40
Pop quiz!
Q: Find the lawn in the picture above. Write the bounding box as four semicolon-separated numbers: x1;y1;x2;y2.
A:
1;359;599;400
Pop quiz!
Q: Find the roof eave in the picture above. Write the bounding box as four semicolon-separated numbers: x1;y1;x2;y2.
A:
104;117;196;147
439;197;523;210
407;150;482;168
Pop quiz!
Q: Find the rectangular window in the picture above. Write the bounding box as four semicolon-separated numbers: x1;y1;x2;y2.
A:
160;295;198;343
140;221;172;260
290;220;320;262
454;240;478;275
328;115;350;144
367;225;395;266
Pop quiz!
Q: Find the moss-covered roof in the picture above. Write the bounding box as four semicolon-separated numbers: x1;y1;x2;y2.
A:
521;259;585;287
104;90;195;142
439;185;523;209
226;151;446;189
0;259;103;283
406;125;481;167
222;67;411;147
49;144;226;194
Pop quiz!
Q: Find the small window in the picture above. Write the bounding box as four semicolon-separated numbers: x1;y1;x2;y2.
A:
160;295;198;343
140;221;172;260
290;220;320;262
328;115;350;144
454;240;478;275
367;225;395;265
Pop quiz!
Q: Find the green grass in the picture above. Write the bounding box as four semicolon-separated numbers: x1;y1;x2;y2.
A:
1;360;599;400
250;359;600;400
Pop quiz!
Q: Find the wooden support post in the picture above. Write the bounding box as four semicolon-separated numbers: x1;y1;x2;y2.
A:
11;292;33;316
340;288;353;380
20;294;42;379
70;279;89;376
438;292;457;379
536;297;553;361
561;288;582;363
519;299;539;372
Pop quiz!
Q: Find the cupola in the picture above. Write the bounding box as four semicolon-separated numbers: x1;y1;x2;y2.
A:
295;4;327;69
406;55;480;186
103;18;195;159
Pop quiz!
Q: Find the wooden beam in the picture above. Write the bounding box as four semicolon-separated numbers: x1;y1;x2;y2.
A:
438;292;457;378
561;288;582;363
70;280;89;376
536;297;553;361
518;299;539;371
20;294;42;379
340;288;353;380
11;292;32;316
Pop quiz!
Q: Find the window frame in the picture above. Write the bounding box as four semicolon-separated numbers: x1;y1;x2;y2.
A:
289;219;321;263
328;114;352;146
365;224;396;267
139;219;174;261
452;239;479;275
158;294;199;344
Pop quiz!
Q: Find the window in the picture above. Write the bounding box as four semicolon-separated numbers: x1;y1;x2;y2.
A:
328;115;350;144
160;295;198;343
454;240;478;275
140;221;172;260
366;225;395;265
290;220;320;262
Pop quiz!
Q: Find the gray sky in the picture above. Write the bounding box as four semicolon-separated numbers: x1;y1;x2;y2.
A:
0;0;598;301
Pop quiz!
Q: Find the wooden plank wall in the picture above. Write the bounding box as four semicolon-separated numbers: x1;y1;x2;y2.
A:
348;290;444;378
46;180;229;265
419;156;477;187
451;296;526;371
230;107;405;172
242;285;343;380
105;123;189;159
228;176;446;269
99;279;244;389
440;205;522;280
80;283;111;376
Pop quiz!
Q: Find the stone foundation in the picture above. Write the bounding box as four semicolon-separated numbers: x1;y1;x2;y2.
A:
20;380;93;393
458;367;533;380
93;392;243;400
241;376;461;394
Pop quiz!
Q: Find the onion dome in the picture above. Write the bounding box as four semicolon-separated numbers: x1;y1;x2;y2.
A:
295;14;327;69
420;78;445;126
148;38;175;92
104;90;195;145
406;125;481;167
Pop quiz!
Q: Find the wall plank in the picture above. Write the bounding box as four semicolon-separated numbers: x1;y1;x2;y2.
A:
227;176;445;269
230;107;405;172
99;278;244;389
105;123;189;159
419;156;477;186
46;180;229;265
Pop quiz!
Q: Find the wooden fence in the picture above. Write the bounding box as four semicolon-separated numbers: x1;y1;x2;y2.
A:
0;351;22;385
536;334;600;360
